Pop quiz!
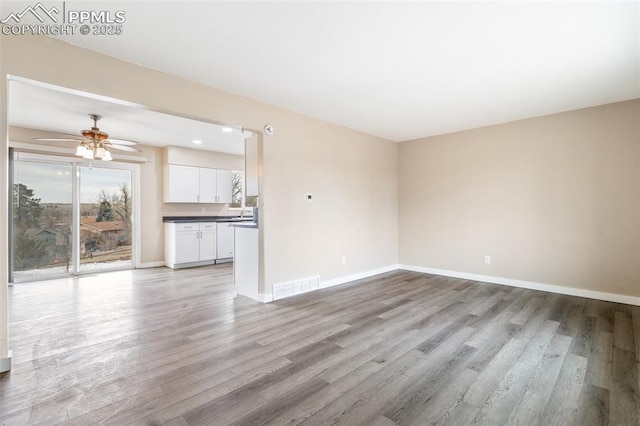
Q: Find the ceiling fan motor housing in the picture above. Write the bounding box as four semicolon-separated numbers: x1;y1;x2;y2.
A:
83;114;109;140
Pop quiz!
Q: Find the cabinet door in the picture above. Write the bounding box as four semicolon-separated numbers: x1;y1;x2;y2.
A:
199;168;217;203
166;165;199;202
245;134;259;197
216;169;233;204
199;230;217;261
174;231;199;263
217;222;235;259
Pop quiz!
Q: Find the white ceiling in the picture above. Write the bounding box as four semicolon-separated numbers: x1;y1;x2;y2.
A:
5;1;640;142
8;80;250;155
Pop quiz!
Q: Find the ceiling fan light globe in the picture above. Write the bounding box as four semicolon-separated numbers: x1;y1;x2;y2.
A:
96;147;106;158
102;151;112;161
76;145;88;156
82;150;94;160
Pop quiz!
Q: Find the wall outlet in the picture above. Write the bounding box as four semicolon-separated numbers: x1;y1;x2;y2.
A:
341;255;347;265
484;255;491;265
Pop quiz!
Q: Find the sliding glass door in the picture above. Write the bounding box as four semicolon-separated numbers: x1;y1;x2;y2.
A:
10;152;136;283
11;158;73;282
79;166;133;272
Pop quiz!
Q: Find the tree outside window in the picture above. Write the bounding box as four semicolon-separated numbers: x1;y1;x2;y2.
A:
231;171;258;209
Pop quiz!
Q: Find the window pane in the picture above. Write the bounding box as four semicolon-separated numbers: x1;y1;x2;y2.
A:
12;161;73;282
246;196;258;207
79;166;132;272
231;171;242;208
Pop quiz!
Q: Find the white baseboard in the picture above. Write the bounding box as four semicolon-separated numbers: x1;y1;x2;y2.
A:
0;351;12;373
321;264;400;289
264;265;400;303
258;293;274;303
262;263;639;306
398;264;640;306
137;261;166;269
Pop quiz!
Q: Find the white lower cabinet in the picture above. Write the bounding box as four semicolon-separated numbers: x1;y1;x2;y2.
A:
173;229;199;264
165;222;217;268
199;223;218;261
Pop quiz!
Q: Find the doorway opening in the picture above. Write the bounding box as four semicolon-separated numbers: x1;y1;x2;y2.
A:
7;75;260;285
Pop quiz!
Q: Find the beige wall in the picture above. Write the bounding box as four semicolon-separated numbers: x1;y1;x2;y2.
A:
264;116;398;285
138;144;164;264
0;35;399;298
399;99;640;297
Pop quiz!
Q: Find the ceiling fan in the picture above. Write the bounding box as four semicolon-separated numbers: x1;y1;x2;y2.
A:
33;114;141;161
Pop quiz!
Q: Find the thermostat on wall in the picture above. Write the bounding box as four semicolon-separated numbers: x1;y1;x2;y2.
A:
264;124;275;136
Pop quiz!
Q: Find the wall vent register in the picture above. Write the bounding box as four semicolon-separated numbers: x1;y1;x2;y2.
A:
273;276;320;300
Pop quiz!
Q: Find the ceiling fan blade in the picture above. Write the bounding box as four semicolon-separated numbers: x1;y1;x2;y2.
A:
32;137;84;142
108;144;141;152
105;138;138;146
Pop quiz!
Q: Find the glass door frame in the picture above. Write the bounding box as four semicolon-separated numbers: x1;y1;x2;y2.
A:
10;150;140;282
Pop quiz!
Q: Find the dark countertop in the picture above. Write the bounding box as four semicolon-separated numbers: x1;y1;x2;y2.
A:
163;216;254;223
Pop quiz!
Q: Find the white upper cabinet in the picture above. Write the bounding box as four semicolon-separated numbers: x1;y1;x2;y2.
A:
164;164;233;204
245;134;259;197
216;169;232;204
164;165;200;203
199;168;218;203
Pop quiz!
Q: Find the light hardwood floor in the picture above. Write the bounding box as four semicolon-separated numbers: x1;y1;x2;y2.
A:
1;265;639;425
